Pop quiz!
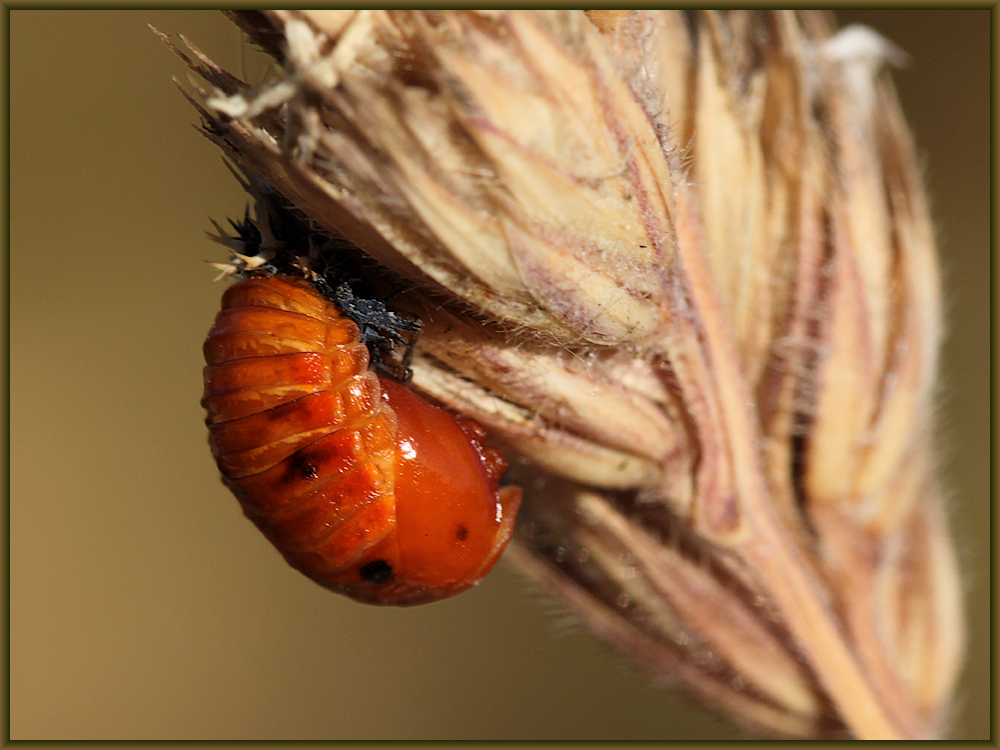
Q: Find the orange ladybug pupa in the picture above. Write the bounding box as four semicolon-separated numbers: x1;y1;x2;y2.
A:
202;275;522;605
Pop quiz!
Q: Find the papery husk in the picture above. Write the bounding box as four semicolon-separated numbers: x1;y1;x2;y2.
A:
167;9;963;739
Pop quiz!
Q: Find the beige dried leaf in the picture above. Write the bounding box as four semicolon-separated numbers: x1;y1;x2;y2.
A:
168;9;963;739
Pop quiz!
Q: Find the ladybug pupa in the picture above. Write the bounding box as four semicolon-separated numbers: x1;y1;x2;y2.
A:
202;273;523;605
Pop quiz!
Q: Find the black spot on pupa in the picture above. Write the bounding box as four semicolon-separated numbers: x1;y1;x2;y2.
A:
359;559;394;585
455;524;469;542
285;452;319;482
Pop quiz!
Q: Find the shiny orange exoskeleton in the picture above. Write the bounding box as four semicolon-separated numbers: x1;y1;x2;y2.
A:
202;275;522;605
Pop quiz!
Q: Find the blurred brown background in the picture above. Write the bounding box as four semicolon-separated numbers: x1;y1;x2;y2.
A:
9;10;989;740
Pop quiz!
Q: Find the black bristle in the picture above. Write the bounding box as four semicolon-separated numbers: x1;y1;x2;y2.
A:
227;206;262;251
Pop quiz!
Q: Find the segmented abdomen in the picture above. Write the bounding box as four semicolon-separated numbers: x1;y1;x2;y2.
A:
202;276;399;585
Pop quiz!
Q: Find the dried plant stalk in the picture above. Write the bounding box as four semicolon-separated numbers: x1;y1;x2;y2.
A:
166;10;963;739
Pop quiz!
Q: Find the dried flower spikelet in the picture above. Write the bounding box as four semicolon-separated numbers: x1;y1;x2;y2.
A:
169;9;964;740
395;302;694;505
582;11;962;738
508;480;823;738
212;10;679;348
